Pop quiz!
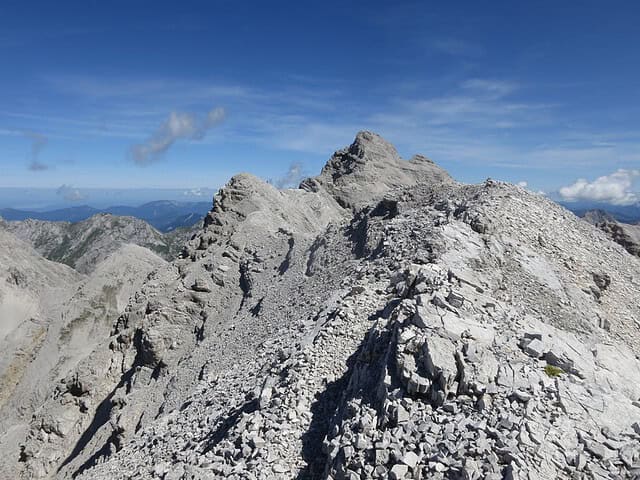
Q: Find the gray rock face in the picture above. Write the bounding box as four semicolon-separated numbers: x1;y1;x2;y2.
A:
300;131;454;210
1;132;640;480
1;213;195;273
0;228;168;479
583;209;640;258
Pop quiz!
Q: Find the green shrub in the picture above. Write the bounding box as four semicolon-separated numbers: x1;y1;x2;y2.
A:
544;364;564;377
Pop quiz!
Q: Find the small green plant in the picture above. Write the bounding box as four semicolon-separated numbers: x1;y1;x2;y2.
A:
544;364;564;377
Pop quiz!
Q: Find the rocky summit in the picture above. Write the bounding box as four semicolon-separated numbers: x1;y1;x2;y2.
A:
1;132;640;480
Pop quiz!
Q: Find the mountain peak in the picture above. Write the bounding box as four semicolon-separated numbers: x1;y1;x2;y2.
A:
346;130;402;164
302;131;453;209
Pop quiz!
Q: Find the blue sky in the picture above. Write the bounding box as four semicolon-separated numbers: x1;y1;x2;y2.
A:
1;0;640;207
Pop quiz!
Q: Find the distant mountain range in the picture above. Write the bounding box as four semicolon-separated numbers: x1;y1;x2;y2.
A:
0;200;211;232
559;201;640;224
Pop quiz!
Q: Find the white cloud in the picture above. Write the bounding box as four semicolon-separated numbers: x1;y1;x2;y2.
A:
559;169;640;205
43;75;252;102
274;162;305;189
517;181;528;188
131;107;225;165
56;184;87;201
182;187;214;197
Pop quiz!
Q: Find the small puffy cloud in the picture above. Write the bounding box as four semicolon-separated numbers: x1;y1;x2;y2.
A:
274;162;305;189
559;169;640;205
182;187;213;197
25;132;49;171
57;184;87;202
131;107;225;166
517;181;528;188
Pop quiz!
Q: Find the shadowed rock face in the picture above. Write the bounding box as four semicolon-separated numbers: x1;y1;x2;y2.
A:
2;132;640;480
583;209;640;257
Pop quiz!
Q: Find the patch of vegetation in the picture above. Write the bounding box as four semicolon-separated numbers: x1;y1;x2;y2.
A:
149;242;171;258
544;364;564;377
65;227;104;267
48;235;73;263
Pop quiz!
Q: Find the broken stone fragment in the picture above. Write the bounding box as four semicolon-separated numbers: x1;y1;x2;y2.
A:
522;338;546;358
511;390;531;403
523;332;542;341
582;438;616;460
446;291;465;308
249;435;265;449
272;463;288;473
412;304;439;329
191;278;212;292
544;348;581;377
395;405;410;424
398;328;417;345
355;434;369;450
401;451;419;468
592;272;611;291
258;377;276;409
407;373;430;395
389;463;409;479
375;448;389;465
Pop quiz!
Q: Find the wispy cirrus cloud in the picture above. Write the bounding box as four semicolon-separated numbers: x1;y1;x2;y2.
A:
42;74;252;102
7;72;639;188
461;78;519;98
25;132;49;171
0;128;51;170
131;107;225;165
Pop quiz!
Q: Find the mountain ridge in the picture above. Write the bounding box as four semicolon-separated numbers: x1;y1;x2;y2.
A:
1;213;198;274
0;200;211;232
1;132;639;479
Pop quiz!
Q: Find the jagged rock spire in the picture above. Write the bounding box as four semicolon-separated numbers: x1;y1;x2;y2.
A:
301;131;454;209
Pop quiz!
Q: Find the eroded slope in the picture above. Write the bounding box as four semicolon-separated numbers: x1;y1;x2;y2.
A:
2;214;192;273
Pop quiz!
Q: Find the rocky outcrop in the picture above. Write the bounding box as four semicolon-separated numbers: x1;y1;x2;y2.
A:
2;132;640;479
2;214;193;273
0;229;81;412
0;238;168;480
301;131;454;210
583;209;640;258
74;162;640;480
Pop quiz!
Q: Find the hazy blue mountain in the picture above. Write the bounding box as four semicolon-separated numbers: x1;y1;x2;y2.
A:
0;206;101;222
0;201;211;232
560;201;640;224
